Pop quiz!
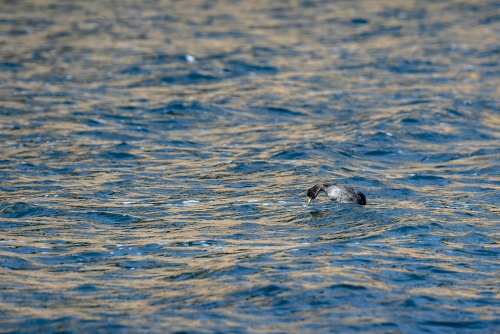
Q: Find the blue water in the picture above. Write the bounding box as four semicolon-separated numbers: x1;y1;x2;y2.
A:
1;0;500;332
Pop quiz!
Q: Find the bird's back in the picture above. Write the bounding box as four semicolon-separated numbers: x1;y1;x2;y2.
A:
325;185;366;205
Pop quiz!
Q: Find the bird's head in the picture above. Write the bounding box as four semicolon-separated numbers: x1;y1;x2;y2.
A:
306;184;322;204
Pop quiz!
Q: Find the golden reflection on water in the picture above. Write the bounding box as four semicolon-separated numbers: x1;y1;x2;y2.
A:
1;0;500;331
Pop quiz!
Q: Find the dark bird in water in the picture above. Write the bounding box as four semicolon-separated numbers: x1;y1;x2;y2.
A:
307;183;366;205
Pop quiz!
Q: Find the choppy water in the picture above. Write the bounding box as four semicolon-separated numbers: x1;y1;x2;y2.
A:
1;0;500;332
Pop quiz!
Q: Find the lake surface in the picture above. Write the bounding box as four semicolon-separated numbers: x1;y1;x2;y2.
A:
1;0;500;332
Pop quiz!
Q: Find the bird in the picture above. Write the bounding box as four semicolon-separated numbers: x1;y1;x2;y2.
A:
307;183;366;205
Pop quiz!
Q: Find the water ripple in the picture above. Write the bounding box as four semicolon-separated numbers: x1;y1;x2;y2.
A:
1;0;500;332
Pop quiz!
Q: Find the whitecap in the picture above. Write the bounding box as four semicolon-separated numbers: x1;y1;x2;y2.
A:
183;200;200;205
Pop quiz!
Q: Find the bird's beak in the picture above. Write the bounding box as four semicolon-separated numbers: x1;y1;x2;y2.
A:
307;197;311;204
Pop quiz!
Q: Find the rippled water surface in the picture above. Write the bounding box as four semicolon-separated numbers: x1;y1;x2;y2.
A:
1;0;500;332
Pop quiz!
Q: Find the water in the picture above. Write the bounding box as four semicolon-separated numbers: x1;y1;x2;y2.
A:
1;0;500;332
